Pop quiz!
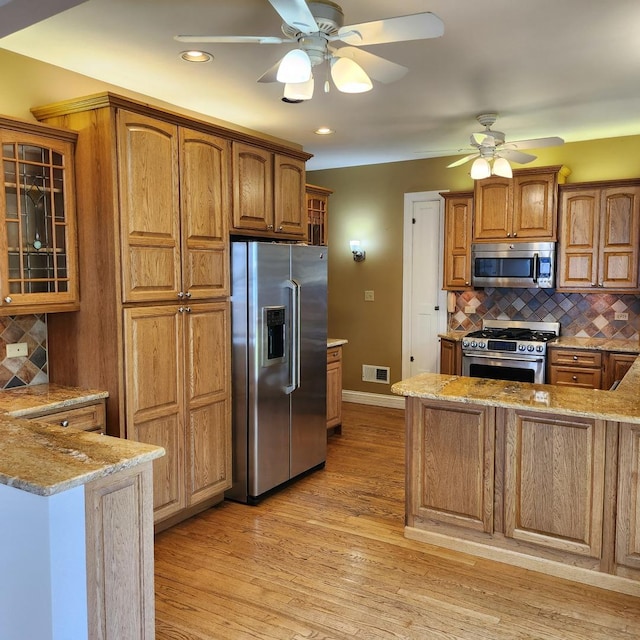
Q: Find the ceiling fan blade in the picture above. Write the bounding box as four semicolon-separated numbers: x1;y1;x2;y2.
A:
174;35;288;44
267;0;318;34
338;12;444;46
498;149;537;164
447;153;479;168
507;136;565;150
332;47;407;83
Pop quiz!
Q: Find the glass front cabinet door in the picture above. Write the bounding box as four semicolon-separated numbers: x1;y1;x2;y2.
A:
0;120;79;314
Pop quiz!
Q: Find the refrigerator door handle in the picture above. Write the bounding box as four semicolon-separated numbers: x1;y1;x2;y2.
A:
285;279;301;394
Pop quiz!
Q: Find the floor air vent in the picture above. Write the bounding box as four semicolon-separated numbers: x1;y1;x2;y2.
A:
362;365;390;384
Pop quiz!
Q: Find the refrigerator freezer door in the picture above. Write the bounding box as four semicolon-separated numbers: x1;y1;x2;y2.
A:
290;245;328;477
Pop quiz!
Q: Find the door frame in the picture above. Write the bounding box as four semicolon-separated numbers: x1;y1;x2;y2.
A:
402;190;449;380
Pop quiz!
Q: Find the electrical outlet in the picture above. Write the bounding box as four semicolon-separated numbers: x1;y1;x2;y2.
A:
6;342;27;358
464;305;475;314
614;312;629;321
364;290;375;301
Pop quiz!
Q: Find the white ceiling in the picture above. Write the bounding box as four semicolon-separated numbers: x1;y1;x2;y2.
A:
2;0;640;171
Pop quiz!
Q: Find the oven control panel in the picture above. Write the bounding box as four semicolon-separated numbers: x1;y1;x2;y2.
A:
462;338;548;355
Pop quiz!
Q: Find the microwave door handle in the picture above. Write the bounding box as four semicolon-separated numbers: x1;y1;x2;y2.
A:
533;253;539;284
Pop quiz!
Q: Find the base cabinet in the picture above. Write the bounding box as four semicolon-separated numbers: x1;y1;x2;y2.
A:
548;347;603;389
439;337;462;375
405;396;640;593
327;345;343;432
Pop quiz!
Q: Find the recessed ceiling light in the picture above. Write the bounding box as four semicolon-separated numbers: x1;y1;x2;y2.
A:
315;127;334;135
180;50;213;63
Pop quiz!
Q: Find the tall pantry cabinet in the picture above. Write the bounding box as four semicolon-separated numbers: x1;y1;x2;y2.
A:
33;94;232;527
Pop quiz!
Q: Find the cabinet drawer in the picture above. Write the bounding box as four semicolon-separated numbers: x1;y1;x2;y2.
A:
327;347;342;364
549;366;602;389
30;401;106;433
549;349;602;368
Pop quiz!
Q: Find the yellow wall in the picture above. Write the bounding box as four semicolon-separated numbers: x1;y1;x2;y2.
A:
309;138;640;394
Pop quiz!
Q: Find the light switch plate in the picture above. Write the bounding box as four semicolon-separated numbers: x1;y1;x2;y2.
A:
364;290;375;301
6;342;27;358
464;305;475;314
614;312;629;321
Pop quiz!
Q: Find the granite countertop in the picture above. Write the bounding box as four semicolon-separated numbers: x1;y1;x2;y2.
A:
0;383;164;496
328;338;348;348
551;336;640;353
438;331;468;341
392;354;640;424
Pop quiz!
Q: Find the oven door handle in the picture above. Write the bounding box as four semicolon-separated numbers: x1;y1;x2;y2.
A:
533;253;539;284
463;353;545;363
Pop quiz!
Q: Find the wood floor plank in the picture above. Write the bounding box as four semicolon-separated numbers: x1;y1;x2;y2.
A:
154;402;640;639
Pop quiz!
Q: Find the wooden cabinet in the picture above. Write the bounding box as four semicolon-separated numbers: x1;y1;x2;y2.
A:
616;422;640;572
85;462;156;639
548;347;603;389
557;180;640;292
124;302;231;523
504;409;606;558
232;141;308;238
406;398;495;533
27;399;106;434
441;191;473;289
34;93;234;527
117;110;229;303
0;116;79;315
327;345;343;433
306;183;332;246
439;337;462;375
473;166;568;242
604;352;637;390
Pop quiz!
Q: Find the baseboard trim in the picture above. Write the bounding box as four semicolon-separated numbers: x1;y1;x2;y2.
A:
341;390;405;409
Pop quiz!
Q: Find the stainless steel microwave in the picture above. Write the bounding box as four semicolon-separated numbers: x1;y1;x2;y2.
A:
471;242;556;288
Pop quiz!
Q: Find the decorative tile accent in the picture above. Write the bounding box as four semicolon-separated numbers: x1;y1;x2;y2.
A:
0;315;48;389
450;290;640;340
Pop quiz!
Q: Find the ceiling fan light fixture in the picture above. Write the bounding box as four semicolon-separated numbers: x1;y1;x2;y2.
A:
284;75;315;101
492;156;513;178
276;49;312;84
330;57;372;93
470;157;491;180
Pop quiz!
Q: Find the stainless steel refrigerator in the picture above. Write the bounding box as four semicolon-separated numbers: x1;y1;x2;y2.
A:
226;241;328;503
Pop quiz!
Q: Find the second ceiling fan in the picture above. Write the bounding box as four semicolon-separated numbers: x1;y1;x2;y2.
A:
175;0;444;101
447;113;564;179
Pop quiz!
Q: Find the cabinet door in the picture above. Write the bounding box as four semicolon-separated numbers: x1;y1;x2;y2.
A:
179;128;230;299
557;188;599;290
439;338;461;375
117;110;181;303
512;172;556;240
598;186;640;290
604;352;637;390
473;177;511;240
442;192;473;289
274;155;306;237
407;398;494;533
504;409;606;557
124;305;185;521
306;185;331;246
184;302;232;505
616;422;640;570
0;130;79;314
232;142;273;232
326;347;342;429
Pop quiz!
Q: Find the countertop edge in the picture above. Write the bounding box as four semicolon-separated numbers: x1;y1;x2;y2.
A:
328;338;348;348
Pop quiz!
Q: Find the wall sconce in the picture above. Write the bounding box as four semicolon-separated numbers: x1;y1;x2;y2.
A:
350;240;365;262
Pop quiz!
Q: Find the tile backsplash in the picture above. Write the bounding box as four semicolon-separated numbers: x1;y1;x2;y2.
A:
0;315;48;388
450;289;640;340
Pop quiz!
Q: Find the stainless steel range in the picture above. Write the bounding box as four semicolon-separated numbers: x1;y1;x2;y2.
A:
461;320;560;384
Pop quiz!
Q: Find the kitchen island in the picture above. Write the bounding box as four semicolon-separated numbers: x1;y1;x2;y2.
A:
392;355;640;596
0;389;164;640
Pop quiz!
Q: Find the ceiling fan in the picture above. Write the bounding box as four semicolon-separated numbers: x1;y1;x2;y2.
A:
175;0;444;101
447;114;564;179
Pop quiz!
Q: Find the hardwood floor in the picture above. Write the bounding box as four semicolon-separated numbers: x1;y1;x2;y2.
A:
154;402;640;639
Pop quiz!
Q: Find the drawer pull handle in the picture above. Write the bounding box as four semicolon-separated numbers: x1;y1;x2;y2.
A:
60;420;70;427
572;376;578;381
573;355;578;360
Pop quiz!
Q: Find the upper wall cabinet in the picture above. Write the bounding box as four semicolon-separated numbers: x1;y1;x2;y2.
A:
557;179;640;292
0;117;79;315
231;141;308;239
306;183;332;246
473;166;570;242
442;191;474;290
117;110;229;303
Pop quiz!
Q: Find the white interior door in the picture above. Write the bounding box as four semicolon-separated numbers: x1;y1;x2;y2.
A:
402;191;448;379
